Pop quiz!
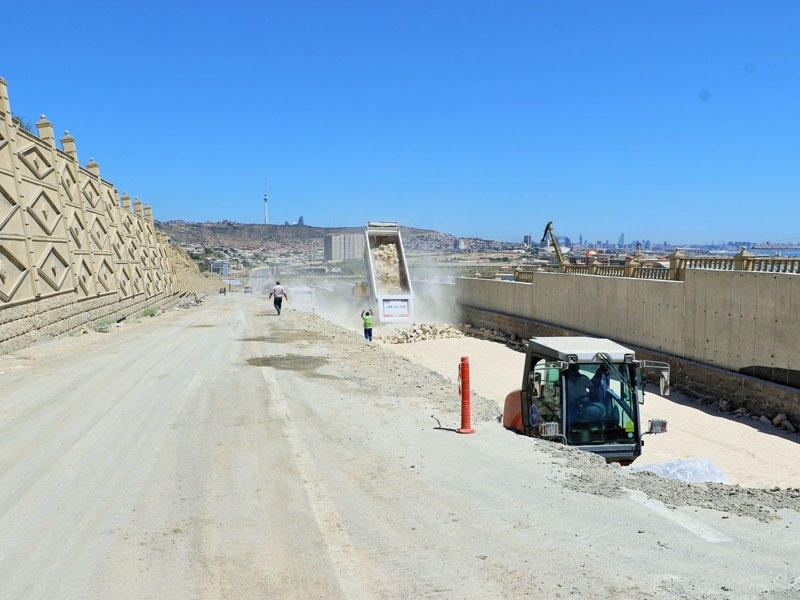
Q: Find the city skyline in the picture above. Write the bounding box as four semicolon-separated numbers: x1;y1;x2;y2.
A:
3;2;799;244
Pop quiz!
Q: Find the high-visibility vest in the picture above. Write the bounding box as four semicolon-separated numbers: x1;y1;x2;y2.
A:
363;314;373;328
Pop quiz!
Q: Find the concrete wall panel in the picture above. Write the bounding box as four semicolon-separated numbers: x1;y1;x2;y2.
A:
457;275;800;421
462;273;686;355
774;275;800;370
681;270;800;373
457;270;798;375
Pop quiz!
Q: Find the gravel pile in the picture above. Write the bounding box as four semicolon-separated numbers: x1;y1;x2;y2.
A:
370;244;403;294
462;323;527;350
377;322;464;344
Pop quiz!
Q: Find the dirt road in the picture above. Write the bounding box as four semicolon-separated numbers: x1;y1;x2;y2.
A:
1;294;799;599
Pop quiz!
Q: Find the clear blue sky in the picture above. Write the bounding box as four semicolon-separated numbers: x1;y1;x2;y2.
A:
3;1;799;244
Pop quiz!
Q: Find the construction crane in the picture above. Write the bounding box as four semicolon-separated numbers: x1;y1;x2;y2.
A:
541;221;565;267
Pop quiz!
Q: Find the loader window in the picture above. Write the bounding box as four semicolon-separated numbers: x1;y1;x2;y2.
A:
565;363;637;445
531;361;561;424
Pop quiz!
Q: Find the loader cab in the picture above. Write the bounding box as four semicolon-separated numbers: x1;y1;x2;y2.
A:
514;337;669;464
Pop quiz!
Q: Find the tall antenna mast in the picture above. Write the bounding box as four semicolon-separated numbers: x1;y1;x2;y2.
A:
264;177;269;225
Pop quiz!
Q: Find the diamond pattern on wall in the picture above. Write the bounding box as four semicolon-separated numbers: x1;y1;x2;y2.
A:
18;145;55;180
104;189;117;221
135;225;144;246
0;245;28;302
122;212;133;235
60;164;77;202
88;214;108;251
28;190;62;236
97;257;115;293
1;110;176;309
82;178;101;209
0;182;20;232
154;271;164;293
112;230;126;261
67;209;86;249
75;257;93;296
132;264;143;294
37;245;70;292
118;264;131;297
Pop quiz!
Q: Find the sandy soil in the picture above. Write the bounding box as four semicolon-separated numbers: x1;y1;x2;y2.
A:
385;334;800;489
2;295;800;598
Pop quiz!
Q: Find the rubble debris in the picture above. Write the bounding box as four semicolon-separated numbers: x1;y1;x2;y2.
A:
371;243;403;294
376;322;463;344
461;323;526;351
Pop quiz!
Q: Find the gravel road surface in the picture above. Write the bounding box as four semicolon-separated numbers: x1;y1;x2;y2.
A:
1;294;799;599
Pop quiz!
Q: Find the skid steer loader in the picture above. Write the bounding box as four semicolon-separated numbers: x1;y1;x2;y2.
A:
503;337;669;465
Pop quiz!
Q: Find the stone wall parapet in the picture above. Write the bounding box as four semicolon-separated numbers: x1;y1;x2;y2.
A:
516;247;800;283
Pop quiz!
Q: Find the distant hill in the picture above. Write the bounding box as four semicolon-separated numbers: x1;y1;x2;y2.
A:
154;220;463;251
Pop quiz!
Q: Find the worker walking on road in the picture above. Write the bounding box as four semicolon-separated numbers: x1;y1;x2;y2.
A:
269;281;287;315
361;309;373;341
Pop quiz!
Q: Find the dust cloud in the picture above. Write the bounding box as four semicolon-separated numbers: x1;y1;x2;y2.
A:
264;277;461;335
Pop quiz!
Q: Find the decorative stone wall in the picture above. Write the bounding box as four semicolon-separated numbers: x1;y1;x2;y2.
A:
0;77;177;352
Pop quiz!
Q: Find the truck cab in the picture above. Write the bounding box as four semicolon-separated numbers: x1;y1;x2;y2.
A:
503;337;669;465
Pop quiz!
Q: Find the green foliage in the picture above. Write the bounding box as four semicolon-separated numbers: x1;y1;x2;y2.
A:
142;306;158;317
93;319;112;333
11;114;33;133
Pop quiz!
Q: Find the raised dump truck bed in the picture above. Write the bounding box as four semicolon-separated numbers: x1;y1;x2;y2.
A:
364;221;414;323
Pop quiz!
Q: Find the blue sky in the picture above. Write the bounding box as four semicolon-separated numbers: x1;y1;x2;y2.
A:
3;1;799;244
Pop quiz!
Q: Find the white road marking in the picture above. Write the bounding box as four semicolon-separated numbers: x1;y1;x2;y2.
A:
261;369;368;599
626;489;732;543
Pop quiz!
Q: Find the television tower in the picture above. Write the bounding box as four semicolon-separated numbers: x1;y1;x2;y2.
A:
264;179;269;225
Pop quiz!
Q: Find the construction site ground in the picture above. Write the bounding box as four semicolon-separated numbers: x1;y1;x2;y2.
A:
1;293;799;599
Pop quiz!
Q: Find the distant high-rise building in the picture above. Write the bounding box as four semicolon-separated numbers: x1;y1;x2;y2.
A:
619;233;625;248
324;233;365;262
298;215;304;226
523;234;532;246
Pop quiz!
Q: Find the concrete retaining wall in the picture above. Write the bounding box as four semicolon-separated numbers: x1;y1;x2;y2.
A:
456;271;800;375
0;77;179;353
457;273;800;423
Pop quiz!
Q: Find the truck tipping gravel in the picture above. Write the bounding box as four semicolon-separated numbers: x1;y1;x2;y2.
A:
363;221;414;323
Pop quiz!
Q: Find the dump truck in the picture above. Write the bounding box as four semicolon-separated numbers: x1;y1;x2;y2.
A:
503;337;669;465
363;222;414;322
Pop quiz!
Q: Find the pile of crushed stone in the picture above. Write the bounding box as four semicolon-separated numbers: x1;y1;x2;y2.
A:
371;244;403;294
376;322;464;344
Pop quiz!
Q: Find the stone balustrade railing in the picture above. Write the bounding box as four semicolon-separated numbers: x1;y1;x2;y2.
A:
515;248;799;282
